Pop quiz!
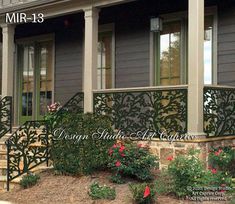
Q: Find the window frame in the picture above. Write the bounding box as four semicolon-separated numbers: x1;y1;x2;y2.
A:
98;23;116;89
150;6;218;86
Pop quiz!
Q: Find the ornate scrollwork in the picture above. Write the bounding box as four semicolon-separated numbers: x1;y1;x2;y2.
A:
0;96;12;138
6;92;84;190
94;89;187;136
6;121;49;181
204;87;235;137
49;92;84;131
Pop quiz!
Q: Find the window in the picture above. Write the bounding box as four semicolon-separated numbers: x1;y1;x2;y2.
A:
97;31;113;89
155;21;185;85
204;16;214;85
154;15;215;85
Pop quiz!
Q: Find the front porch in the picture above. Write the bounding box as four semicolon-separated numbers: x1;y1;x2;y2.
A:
0;0;235;189
0;0;234;137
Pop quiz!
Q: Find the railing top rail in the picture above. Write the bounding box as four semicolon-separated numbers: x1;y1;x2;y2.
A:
93;85;188;94
204;85;235;89
54;92;84;115
6;120;48;144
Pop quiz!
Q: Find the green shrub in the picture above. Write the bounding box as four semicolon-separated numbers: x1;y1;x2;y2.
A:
20;173;40;189
108;142;158;183
205;168;233;189
168;149;209;197
51;113;115;175
168;148;234;198
110;174;126;184
208;146;235;177
129;183;156;204
154;169;174;195
88;182;116;200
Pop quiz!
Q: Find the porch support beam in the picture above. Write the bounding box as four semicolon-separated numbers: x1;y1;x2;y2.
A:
187;0;205;136
1;24;15;97
83;7;99;112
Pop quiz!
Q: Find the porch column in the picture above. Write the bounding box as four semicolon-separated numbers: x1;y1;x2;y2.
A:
83;8;99;113
1;24;15;97
187;0;205;136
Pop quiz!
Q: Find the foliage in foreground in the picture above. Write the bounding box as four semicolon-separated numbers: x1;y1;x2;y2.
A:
168;149;209;197
20;173;40;189
154;169;174;195
167;149;233;198
88;182;116;200
129;183;156;204
208;146;235;177
51;113;115;175
108;142;158;183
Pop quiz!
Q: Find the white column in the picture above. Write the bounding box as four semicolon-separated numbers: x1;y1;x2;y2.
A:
83;7;99;112
1;24;15;97
188;0;205;136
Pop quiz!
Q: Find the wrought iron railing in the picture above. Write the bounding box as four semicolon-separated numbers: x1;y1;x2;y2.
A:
94;86;188;136
6;121;49;190
5;92;84;191
0;96;13;138
48;92;84;132
204;85;235;137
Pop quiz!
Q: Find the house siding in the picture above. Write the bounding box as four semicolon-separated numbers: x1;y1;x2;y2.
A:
15;14;84;105
99;2;156;88
55;29;83;104
0;43;2;95
11;2;235;105
115;21;150;88
218;6;235;86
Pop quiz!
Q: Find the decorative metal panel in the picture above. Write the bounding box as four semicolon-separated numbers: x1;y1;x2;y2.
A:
94;89;187;136
204;86;235;137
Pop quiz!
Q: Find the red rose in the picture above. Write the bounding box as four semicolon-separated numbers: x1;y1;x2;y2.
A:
143;186;151;198
119;145;125;152
120;153;125;157
167;156;173;161
109;149;113;156
215;149;223;156
211;168;217;174
115;161;121;167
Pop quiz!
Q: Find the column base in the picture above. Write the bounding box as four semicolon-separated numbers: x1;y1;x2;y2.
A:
187;132;207;139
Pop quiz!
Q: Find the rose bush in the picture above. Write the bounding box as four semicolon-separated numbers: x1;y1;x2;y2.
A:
108;142;158;183
208;146;235;177
167;148;234;198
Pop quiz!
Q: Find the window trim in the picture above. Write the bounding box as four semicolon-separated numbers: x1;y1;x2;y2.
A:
15;34;55;125
150;6;218;86
98;23;116;89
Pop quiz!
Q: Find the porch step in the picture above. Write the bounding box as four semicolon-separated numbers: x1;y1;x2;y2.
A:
0;166;53;191
0;126;52;191
0;176;21;191
0;142;6;151
0;160;7;176
0;161;7;168
0;126;19;142
0;151;7;160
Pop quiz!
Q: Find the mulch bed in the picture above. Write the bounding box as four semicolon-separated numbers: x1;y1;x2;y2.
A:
0;170;230;204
